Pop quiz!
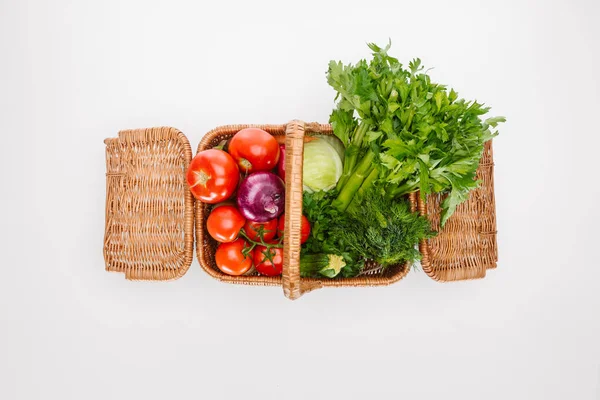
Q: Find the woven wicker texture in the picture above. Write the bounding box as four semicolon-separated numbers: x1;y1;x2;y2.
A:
195;121;412;298
102;123;496;291
418;140;497;281
103;127;194;280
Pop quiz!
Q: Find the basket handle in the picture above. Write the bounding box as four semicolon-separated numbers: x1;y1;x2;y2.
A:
282;120;323;300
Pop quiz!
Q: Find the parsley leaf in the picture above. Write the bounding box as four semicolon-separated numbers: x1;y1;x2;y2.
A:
327;42;505;225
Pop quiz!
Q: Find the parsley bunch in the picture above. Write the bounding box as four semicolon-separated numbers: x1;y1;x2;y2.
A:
328;41;505;225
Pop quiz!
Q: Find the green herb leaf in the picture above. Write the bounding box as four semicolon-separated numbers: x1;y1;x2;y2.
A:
326;42;505;224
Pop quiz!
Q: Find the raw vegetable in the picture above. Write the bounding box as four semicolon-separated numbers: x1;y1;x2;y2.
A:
299;254;345;278
253;244;284;276
186;149;239;203
301;190;363;277
314;135;345;163
207;205;246;243
277;144;285;180
215;238;254;276
238;224;284;276
243;219;278;242
329;189;434;267
277;214;311;244
302;137;343;192
327;41;505;225
228;128;280;173
302;189;433;277
237;171;285;222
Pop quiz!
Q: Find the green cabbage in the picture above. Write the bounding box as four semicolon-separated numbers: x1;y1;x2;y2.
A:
303;138;343;192
315;135;345;164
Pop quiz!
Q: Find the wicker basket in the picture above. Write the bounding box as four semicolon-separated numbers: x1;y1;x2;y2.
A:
195;121;412;299
103;122;497;299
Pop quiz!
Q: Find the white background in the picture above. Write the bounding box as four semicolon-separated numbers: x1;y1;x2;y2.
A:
1;0;599;399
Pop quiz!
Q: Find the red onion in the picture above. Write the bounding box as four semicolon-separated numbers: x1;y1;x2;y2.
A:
237;172;285;222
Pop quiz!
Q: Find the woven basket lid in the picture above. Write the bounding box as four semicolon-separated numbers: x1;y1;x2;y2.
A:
418;140;498;281
103;127;194;281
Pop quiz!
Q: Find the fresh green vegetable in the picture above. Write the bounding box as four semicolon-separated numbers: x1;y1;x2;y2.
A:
302;137;343;192
299;41;504;279
302;190;364;277
302;189;433;277
327;41;505;225
330;189;434;267
314;134;345;163
300;253;346;278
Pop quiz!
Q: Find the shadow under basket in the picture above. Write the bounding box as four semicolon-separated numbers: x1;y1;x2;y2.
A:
103;121;497;299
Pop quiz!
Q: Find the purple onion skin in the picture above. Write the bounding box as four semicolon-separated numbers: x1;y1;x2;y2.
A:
237;171;285;222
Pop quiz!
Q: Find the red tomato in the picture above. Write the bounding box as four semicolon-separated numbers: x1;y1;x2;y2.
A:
253;245;283;276
215;239;253;276
277;214;311;244
228;128;280;173
187;149;239;203
207;205;246;243
243;219;278;242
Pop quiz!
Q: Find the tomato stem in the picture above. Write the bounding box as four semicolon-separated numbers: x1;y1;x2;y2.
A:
214;139;228;151
239;229;282;249
195;170;210;186
238;158;253;171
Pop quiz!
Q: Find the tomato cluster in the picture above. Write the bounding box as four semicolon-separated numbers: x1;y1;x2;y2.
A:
209;212;310;277
187;128;311;277
186;128;281;203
